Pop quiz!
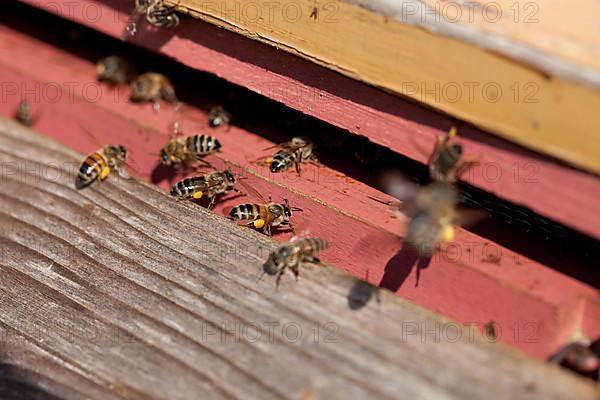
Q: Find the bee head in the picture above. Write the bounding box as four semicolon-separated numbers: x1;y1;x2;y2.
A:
209;117;221;128
451;143;463;156
130;78;146;101
224;170;236;184
118;145;128;161
159;148;170;165
264;247;288;275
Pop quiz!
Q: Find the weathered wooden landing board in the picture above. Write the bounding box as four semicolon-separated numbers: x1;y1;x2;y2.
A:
0;118;595;399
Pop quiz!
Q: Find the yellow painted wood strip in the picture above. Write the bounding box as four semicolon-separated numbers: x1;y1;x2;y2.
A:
167;0;600;175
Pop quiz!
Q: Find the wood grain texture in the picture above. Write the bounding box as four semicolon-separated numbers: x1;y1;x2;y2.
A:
0;18;598;359
0;118;597;399
15;0;600;242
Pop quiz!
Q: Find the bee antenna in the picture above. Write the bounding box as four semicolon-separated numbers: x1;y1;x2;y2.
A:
291;207;304;212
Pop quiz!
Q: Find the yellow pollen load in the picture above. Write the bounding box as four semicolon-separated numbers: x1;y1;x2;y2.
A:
193;191;203;199
254;219;266;229
99;166;111;181
265;158;273;164
442;225;455;243
448;126;457;138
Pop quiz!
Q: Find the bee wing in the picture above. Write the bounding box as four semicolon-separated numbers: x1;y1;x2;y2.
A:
288;220;313;242
117;160;140;180
185;175;212;190
380;171;420;203
453;207;488;228
235;174;268;204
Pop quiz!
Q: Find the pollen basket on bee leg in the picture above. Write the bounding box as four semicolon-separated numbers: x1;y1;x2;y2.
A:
99;167;111;181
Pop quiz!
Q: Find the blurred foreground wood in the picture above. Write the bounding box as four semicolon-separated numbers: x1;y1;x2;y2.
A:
0;118;596;399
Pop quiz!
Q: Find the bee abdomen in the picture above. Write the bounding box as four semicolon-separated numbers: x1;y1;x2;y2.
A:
170;178;199;198
270;152;294;172
189;134;221;156
230;204;259;220
77;152;105;186
303;238;328;252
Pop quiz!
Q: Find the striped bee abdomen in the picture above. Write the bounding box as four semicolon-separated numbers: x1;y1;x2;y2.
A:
170;177;203;198
188;134;221;156
76;152;106;186
304;238;328;252
229;204;260;220
270;151;296;173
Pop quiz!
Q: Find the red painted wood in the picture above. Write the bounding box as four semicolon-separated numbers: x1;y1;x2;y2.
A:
1;10;598;359
17;0;600;242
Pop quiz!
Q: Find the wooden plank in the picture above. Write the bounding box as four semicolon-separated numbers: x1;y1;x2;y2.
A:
0;17;598;359
162;0;600;175
14;0;600;243
0;118;597;399
353;0;600;83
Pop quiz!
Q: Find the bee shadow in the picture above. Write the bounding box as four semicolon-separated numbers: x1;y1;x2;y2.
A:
379;244;432;292
150;162;179;185
347;279;381;310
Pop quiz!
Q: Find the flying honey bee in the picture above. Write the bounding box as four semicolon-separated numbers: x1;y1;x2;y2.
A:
427;127;478;182
130;72;177;112
126;0;180;36
264;237;328;287
258;137;317;175
170;170;243;209
229;195;301;236
97;55;137;85
159;134;221;169
208;105;232;128
75;145;128;189
14;100;36;127
384;174;485;255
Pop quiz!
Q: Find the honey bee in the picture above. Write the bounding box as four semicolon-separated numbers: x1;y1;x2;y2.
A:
170;170;242;209
229;197;301;236
146;0;180;28
97;55;136;85
130;72;177;112
262;137;317;175
428;127;478;182
208;105;232;128
127;0;180;36
14;100;35;126
76;145;128;189
159;134;221;168
384;174;484;255
264;238;328;287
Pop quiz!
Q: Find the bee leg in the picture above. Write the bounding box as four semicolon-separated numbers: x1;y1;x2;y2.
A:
295;162;301;176
292;265;300;282
207;196;217;210
264;224;272;236
99;166;111;181
275;270;283;289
